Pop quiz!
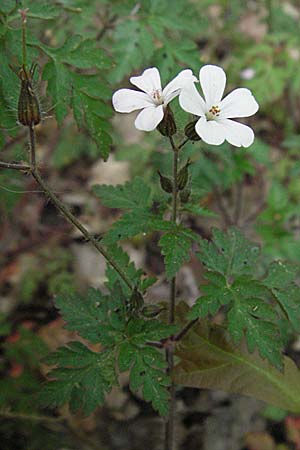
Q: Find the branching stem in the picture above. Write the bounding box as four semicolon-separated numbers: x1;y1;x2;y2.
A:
0;127;134;291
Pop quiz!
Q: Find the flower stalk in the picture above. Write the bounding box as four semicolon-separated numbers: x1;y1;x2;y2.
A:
164;135;179;450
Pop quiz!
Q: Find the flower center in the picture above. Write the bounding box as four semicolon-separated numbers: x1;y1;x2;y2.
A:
206;105;221;121
152;89;163;105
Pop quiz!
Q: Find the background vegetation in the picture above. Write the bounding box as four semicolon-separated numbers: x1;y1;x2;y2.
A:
1;0;300;449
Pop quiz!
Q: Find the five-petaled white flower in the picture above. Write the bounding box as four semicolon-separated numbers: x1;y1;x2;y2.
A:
179;64;259;147
112;67;197;131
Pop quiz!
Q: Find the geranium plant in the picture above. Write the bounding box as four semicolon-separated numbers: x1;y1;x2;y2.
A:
2;6;300;450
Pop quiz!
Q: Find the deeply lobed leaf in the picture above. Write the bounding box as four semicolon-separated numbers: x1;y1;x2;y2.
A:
41;342;117;416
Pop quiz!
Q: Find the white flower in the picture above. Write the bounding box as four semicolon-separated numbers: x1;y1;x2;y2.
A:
112;67;197;132
179;64;259;147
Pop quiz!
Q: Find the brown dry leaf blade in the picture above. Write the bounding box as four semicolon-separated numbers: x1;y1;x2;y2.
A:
174;305;300;413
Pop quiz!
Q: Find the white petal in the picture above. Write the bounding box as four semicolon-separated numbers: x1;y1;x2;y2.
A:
219;88;259;118
112;89;153;113
134;105;164;131
130;67;162;95
199;65;226;106
221;119;255;147
195;117;226;145
163;69;198;104
179;82;206;117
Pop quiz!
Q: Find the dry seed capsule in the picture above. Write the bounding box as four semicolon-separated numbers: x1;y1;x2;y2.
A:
158;170;173;194
177;159;191;191
157;105;177;137
179;187;191;203
127;287;144;317
18;65;41;126
184;120;201;141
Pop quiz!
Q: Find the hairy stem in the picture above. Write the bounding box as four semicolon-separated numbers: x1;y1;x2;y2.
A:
0;161;30;170
21;10;27;68
0;126;134;290
29;125;36;170
164;136;179;450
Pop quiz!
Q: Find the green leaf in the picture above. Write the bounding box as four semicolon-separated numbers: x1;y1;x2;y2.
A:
41;342;117;416
27;3;62;20
264;260;297;289
190;272;282;369
189;229;300;368
111;21;154;83
121;345;170;416
226;278;281;369
93;177;152;210
117;318;177;415
264;261;300;333
198;228;260;277
103;211;172;245
84;108;112;161
174;306;300;413
189;272;231;318
43;60;70;124
61;39;111;70
159;227;199;280
55;285;126;346
0;0;15;14
39;37;112;159
105;244;156;295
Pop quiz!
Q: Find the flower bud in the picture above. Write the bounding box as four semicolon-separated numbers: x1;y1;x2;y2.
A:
180;187;191;203
184;120;200;141
157;105;177;137
158;170;173;194
18;66;41;127
177;159;191;191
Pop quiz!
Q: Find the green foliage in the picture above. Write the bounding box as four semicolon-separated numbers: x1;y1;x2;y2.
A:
159;226;199;280
0;4;113;160
41;342;117;416
94;176;199;279
174;305;300;413
189;228;300;369
118;319;177;416
108;1;207;82
197;227;260;277
43;284;177;415
36;36;112;160
105;244;157;294
55;285;126;346
93;176;152;210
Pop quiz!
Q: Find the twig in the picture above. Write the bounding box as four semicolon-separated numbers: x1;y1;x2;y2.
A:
30;170;133;290
0;127;134;291
0;161;30;171
174;319;198;342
